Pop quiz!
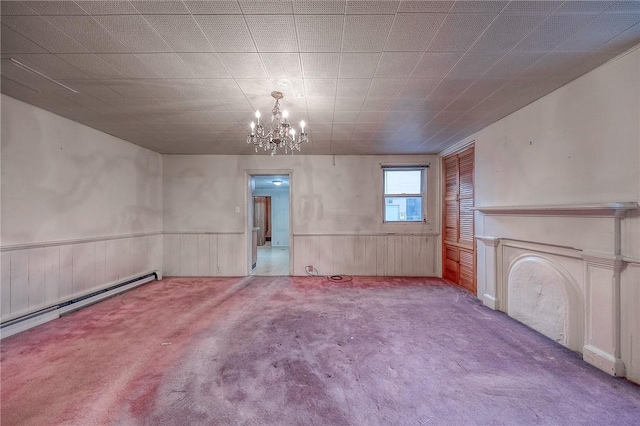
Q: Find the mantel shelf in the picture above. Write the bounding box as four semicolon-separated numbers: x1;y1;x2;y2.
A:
473;202;638;216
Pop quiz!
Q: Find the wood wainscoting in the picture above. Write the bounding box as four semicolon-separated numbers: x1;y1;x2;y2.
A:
442;146;475;293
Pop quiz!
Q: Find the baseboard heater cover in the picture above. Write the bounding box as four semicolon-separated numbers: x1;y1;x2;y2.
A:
1;271;160;339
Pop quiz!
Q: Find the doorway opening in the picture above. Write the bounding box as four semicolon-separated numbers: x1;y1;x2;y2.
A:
248;174;291;276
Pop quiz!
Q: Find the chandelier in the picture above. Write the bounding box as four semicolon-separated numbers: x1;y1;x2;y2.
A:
247;91;308;156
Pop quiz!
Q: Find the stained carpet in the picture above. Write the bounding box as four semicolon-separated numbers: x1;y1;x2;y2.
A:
1;276;639;425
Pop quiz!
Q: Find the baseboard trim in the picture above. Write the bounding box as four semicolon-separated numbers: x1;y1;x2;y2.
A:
482;294;498;310
583;345;626;377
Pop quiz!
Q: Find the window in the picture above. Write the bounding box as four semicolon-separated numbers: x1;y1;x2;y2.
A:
383;167;426;222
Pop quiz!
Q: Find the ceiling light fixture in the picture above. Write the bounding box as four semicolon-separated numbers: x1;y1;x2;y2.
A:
247;91;308;156
272;180;283;186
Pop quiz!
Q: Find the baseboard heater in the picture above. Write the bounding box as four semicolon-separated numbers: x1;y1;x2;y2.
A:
0;271;162;339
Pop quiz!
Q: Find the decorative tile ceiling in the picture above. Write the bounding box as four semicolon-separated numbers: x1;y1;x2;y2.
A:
1;0;639;155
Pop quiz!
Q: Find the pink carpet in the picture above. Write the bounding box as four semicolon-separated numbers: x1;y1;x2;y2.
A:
1;276;639;425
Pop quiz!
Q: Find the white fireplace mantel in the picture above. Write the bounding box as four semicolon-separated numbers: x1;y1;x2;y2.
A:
473;202;638;216
474;201;638;378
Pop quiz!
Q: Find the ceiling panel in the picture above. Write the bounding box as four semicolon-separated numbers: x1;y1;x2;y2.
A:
304;79;337;97
134;80;185;99
554;1;615;14
446;52;504;80
75;1;139;15
346;1;399;14
59;79;124;99
239;1;293;14
607;1;640;13
514;12;599;52
293;1;346;14
484;51;547;81
145;15;214;52
398;1;453;13
300;53;340;78
595;21;640;54
470;14;549;53
367;78;407;98
336;78;370;98
411;52;464;79
342;15;394;52
553;12;640;51
23;1;87;15
94;15;172;52
1;1;38;15
45;15;131;53
138;53;197;78
130;1;189;14
218;53;267;78
1;0;638;155
97;53;162;78
261;53;303;79
295;15;343;52
427;13;497;52
3;15;89;53
338;53;380;78
177;53;231;78
374;52;422;77
201;78;244;100
385;13;446;51
500;1;559;15
194;15;256;52
101;79;153;98
449;1;508;13
57;54;126;79
398;78;440;99
1;24;48;54
183;1;242;14
245;15;298;52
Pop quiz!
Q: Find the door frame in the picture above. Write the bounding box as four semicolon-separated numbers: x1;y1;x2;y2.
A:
245;169;293;275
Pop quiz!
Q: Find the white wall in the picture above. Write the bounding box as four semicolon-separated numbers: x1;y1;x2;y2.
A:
162;155;439;276
253;187;290;247
1;95;163;321
457;46;640;382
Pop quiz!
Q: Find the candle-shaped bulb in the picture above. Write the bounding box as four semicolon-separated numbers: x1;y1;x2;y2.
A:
255;110;261;119
250;121;255;130
290;128;296;140
300;120;306;133
282;110;289;119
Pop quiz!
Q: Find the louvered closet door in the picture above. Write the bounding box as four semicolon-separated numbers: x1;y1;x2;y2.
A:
443;156;459;283
442;147;475;292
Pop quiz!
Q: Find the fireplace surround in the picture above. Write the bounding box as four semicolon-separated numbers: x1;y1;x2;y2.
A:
475;202;638;377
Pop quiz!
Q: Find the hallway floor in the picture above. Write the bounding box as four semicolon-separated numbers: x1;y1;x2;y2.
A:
1;276;639;425
251;243;290;276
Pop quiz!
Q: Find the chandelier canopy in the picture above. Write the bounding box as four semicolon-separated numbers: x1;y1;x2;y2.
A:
247;91;308;156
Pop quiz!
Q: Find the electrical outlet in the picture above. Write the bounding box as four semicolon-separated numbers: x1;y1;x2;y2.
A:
235;206;240;213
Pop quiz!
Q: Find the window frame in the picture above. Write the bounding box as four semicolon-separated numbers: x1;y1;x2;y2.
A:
382;166;427;223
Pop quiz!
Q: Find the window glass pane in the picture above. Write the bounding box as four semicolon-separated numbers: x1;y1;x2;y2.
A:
385;170;422;194
384;197;422;221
